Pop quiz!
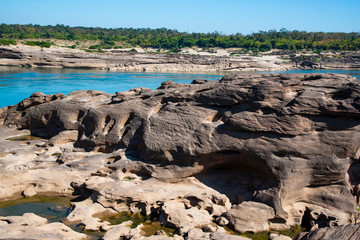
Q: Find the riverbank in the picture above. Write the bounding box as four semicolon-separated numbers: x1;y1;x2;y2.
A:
1;42;360;72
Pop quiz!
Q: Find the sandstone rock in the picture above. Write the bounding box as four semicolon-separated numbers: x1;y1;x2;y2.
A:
215;216;229;226
64;198;117;231
186;228;210;240
1;73;360;237
22;185;37;197
269;233;292;240
102;220;133;240
47;130;78;146
185;228;251;240
225;201;275;232
293;223;360;240
0;213;86;239
159;200;212;228
209;233;251;240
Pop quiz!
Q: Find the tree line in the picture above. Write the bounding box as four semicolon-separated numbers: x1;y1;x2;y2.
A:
0;24;359;52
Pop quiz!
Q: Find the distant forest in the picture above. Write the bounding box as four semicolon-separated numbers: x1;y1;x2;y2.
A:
0;24;360;52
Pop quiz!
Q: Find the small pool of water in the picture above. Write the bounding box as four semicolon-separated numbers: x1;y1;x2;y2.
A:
0;196;72;223
222;225;305;240
0;196;177;239
5;135;43;141
102;212;177;237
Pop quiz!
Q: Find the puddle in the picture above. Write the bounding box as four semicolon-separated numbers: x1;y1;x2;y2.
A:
0;196;104;239
5;135;43;141
222;225;304;240
102;212;177;236
0;195;72;222
102;211;147;227
141;221;177;237
0;196;177;239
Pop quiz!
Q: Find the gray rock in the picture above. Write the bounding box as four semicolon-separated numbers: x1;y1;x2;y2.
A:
293;223;360;240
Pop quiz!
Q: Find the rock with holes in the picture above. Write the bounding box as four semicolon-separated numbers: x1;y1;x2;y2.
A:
1;73;360;237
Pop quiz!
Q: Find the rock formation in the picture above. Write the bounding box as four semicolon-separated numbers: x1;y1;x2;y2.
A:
0;73;360;239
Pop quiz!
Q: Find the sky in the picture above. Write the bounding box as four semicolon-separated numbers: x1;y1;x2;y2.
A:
0;0;359;35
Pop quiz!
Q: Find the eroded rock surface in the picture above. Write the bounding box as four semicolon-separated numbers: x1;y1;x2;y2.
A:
1;73;360;238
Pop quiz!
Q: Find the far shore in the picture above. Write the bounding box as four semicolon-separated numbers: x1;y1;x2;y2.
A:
0;41;360;72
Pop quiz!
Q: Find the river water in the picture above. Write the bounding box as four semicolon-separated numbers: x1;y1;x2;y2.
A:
0;66;359;108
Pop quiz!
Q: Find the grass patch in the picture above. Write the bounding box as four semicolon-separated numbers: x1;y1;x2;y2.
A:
0;39;17;45
123;176;135;181
51;152;61;157
24;41;52;48
102;212;147;228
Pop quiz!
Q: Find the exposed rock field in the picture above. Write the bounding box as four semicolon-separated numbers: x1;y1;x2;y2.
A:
0;73;360;239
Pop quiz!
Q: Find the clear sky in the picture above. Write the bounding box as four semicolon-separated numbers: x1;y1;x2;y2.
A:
0;0;359;35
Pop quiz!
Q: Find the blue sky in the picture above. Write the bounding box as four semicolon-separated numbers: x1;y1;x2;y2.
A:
0;0;359;34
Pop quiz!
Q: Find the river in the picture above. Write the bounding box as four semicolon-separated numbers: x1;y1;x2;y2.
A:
0;66;359;108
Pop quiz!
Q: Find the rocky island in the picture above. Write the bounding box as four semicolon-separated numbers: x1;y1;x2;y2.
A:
0;73;360;239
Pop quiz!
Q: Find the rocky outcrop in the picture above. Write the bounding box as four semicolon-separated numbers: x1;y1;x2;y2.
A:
0;45;288;72
293;53;360;70
1;73;360;238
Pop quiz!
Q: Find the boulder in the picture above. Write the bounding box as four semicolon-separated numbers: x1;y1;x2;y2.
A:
225;201;275;232
159;200;212;228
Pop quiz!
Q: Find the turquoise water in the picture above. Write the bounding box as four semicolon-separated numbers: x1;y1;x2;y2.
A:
0;67;222;108
0;66;359;108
